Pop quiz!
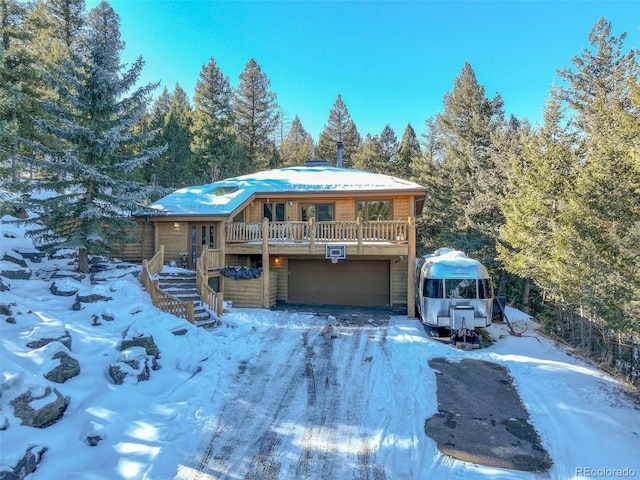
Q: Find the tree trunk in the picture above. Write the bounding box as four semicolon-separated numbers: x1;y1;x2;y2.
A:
78;248;90;274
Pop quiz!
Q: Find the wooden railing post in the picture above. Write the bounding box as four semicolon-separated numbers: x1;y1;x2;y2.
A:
357;217;364;254
217;292;224;316
309;217;316;254
186;302;195;324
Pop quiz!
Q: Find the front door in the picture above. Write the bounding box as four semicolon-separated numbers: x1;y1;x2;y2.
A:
190;223;217;267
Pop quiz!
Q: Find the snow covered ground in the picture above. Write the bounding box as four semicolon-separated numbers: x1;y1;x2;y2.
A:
1;216;639;480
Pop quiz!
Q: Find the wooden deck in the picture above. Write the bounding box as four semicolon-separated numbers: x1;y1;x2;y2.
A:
224;218;412;256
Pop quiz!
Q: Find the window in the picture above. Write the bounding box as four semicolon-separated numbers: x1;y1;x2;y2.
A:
423;278;443;298
478;279;493;299
301;203;334;222
264;202;285;222
232;210;245;223
357;200;392;221
445;278;477;299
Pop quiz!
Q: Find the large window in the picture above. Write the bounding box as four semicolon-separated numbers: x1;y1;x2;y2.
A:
423;278;443;298
445;278;477;299
301;203;334;222
264;202;285;222
357;200;392;221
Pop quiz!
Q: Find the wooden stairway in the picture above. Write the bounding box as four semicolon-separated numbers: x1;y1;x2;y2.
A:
157;271;212;325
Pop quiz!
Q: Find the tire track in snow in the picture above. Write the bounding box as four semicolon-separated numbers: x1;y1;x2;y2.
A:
295;321;389;479
187;317;402;480
188;323;312;479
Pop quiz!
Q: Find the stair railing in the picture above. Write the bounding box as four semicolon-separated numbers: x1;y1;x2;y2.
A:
140;245;196;324
196;248;224;317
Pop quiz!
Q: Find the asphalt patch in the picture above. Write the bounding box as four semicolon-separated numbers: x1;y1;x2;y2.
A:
424;357;552;472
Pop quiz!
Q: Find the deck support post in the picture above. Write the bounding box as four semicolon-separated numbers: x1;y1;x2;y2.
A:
262;218;270;308
407;216;416;318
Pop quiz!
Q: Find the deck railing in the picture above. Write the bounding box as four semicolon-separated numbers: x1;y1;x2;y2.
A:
225;218;409;244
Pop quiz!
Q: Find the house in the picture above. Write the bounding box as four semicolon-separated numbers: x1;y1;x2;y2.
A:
122;162;427;317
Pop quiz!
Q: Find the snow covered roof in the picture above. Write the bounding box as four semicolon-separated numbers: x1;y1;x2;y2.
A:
148;166;426;217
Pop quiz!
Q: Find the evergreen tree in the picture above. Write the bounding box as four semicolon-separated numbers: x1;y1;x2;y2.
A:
352;134;385;172
233;58;279;171
280;115;314;167
24;0;87;180
19;0;163;273
436;61;504;257
414;116;451;252
502;94;575;288
396;122;420;179
556;18;640;331
379;124;398;167
155;83;192;187
316;94;361;167
0;0;39;184
191;56;246;181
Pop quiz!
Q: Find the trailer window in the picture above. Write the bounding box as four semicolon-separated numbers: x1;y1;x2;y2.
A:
478;279;493;299
423;279;443;298
445;278;477;299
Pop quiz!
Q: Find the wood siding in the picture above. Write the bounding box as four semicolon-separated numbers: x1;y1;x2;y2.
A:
157;223;187;266
391;256;409;308
111;220;153;262
223;273;278;308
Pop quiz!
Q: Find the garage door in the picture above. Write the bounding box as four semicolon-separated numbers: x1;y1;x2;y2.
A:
288;260;390;306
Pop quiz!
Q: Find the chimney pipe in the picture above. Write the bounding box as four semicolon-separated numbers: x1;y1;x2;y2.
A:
336;141;343;168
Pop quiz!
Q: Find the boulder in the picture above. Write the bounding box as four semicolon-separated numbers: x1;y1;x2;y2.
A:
2;250;27;268
10;386;68;428
0;261;31;280
44;351;80;384
119;323;160;359
49;281;79;297
25;324;72;350
108;347;159;385
76;293;112;304
50;270;85;282
0;445;47;480
12;247;45;263
0;278;9;292
82;421;107;446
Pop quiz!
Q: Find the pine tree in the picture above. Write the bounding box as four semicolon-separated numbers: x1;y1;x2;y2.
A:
379;124;398;167
0;0;39;184
556;18;640;331
191;56;246;181
316;94;361;167
19;0;163;273
234;58;279;171
396;123;420;179
435;61;504;257
352;134;385;172
414;116;450;252
155;83;193;187
280;115;314;167
24;0;87;180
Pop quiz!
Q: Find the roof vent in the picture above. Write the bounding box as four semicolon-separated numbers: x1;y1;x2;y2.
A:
305;159;329;167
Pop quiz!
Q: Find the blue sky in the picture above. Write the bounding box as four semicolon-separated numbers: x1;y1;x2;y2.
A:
86;1;640;141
